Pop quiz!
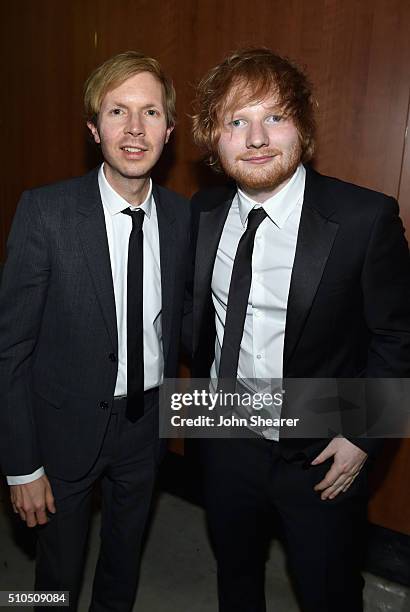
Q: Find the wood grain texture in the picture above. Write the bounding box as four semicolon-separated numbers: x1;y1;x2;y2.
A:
1;0;410;533
2;0;409;249
369;441;410;536
398;99;410;233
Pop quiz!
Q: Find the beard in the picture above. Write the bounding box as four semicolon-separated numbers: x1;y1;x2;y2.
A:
219;142;302;194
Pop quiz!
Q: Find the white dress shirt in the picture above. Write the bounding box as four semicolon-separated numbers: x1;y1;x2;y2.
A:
7;163;163;485
211;164;306;438
99;164;163;394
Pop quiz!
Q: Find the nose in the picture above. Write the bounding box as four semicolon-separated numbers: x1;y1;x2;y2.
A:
124;112;144;137
246;121;269;149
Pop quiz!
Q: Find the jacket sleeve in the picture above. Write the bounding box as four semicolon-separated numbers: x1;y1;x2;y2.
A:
350;196;410;456
0;191;50;475
362;196;410;376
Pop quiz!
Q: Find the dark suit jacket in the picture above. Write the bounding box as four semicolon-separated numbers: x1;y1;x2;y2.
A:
191;166;410;458
0;168;190;480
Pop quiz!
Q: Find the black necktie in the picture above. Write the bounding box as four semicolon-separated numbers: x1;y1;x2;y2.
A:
218;207;268;388
122;208;145;422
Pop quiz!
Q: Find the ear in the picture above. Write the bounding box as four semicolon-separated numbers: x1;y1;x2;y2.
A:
87;121;101;144
165;124;174;144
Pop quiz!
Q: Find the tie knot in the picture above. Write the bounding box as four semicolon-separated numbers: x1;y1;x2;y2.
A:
246;207;267;232
121;208;145;231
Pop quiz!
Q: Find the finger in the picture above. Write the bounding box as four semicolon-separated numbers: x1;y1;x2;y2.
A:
10;492;20;508
320;481;345;499
326;477;353;498
327;471;360;498
17;508;27;522
45;489;56;515
11;503;19;514
311;448;333;465
314;456;366;491
314;464;344;491
35;509;49;526
342;481;352;492
322;472;358;499
342;471;360;492
25;511;38;528
326;484;346;500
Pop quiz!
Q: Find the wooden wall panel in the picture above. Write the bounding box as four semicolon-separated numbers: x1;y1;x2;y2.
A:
368;441;410;536
1;0;410;533
2;0;410;259
398;100;410;231
1;1;95;257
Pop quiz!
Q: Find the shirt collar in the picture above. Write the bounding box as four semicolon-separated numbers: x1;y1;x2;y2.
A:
237;164;306;229
98;163;153;218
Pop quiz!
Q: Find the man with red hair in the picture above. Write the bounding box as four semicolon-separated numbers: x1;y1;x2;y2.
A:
191;48;410;612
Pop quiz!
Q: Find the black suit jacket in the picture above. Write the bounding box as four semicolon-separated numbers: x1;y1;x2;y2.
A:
191;166;410;458
0;168;190;480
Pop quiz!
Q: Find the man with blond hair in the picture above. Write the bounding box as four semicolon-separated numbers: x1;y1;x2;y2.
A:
191;48;410;612
0;51;189;610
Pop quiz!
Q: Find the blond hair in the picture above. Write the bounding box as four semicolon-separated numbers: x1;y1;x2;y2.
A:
84;50;176;127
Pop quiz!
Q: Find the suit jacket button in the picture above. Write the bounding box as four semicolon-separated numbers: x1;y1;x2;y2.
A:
100;401;109;410
109;353;117;362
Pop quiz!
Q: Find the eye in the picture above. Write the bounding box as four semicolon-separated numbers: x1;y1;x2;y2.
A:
230;118;246;128
110;108;124;116
146;109;159;117
266;115;283;124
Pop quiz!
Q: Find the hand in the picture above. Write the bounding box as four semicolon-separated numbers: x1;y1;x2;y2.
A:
311;437;367;500
10;475;56;527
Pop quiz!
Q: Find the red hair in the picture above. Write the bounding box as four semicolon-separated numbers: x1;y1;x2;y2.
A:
192;48;316;170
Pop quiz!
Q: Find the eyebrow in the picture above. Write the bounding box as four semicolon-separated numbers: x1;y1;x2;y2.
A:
227;104;284;117
262;106;284;114
109;101;161;109
108;102;127;108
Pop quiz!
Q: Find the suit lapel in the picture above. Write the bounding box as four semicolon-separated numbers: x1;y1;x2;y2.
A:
193;169;339;371
193;198;233;352
153;184;176;360
283;168;339;372
76;170;118;350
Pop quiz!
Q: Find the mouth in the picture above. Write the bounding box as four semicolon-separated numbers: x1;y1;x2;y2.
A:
241;154;276;164
121;146;148;155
